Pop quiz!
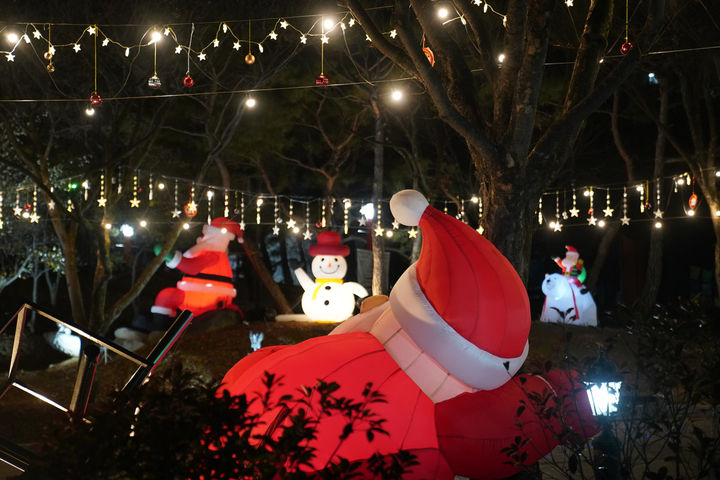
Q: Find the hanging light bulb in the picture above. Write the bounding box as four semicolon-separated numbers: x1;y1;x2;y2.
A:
245;97;256;108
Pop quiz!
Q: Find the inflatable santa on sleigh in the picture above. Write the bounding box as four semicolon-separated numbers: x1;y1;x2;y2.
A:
148;217;244;330
220;190;598;479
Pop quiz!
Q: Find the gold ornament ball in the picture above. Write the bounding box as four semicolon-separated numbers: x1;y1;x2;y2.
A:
44;51;53;61
245;53;255;65
46;63;55;73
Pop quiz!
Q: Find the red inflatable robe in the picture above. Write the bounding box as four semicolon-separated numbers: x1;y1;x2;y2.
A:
153;251;236;317
221;331;598;479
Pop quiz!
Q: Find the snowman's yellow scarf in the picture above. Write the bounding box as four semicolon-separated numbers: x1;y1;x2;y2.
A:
312;278;344;299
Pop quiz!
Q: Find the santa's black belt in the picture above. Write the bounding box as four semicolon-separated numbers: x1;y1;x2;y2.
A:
188;273;233;284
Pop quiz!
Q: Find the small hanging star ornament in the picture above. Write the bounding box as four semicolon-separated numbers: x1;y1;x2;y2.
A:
183;75;194;87
148;74;162;88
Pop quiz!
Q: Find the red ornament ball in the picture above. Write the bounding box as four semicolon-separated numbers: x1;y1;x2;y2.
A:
23;203;32;211
184;203;198;218
620;41;633;55
183;75;194;87
315;74;329;86
587;208;593;215
90;92;102;105
689;193;698;210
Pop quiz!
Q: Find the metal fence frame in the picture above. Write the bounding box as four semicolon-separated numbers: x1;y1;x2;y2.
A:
0;303;193;472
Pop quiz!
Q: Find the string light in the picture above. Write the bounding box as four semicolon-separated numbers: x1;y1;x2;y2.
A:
654;178;663;219
256;197;263;224
224;189;229;217
620;186;630;225
603;189;614;217
171;179;181;218
552;190;562;232
239;194;246;230
569;189;579;217
207;189;214;223
30;185;39;223
148;173;153;201
303;201;312;240
374;201;384;237
0;191;3;229
476;194;483;234
287;199;296;230
343;198;351;234
130;173;140;207
586;187;597;226
272;196;280;235
637;184;645;213
321;199;326;228
537;196;543;225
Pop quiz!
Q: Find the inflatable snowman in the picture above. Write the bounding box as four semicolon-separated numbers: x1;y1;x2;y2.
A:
540;246;597;326
294;231;368;322
220;190;598;479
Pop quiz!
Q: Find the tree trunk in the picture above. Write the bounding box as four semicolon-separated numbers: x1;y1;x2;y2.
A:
242;236;292;314
638;85;669;313
371;96;385;295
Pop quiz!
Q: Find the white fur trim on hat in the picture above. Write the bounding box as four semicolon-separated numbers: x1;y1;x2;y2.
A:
166;250;182;269
389;264;529;391
390;190;429;227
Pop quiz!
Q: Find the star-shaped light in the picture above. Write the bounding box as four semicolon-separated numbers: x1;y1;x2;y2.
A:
565;0;574;6
620;216;630;226
603;206;614;217
175;45;182;54
569;206;579;217
286;218;296;229
198;52;206;61
390;29;397;38
553;221;563;232
213;39;220;47
300;35;307;44
303;230;313;240
171;209;181;218
47;200;55;210
374;225;384;237
239;221;246;230
321;34;329;44
186;201;197;212
654;209;663;218
269;31;278;40
130;198;140;208
349;18;356;27
87;26;96;35
13;206;22;216
97;197;107;207
102;38;109;46
476;225;485;234
73;43;81;53
272;225;280;235
587;216;597;226
473;0;481;5
29;212;39;223
49;46;56;55
5;53;15;62
33;30;42;39
233;41;241;50
392;220;399;230
280;20;289;29
358;217;366;226
408;228;418;238
365;34;372;42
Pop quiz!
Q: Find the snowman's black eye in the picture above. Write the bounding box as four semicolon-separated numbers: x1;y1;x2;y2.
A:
334;257;338;262
320;257;325;262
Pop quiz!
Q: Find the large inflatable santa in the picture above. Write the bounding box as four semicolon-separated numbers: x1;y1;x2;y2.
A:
150;217;243;329
220;190;598;479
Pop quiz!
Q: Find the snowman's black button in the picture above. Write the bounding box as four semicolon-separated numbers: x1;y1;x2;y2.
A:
325;285;331;290
324;300;330;305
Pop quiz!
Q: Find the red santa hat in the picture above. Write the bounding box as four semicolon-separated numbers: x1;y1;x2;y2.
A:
308;231;350;257
388;190;530;390
209;217;244;243
565;245;578;254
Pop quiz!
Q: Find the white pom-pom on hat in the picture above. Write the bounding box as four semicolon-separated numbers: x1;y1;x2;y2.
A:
390;189;429;226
